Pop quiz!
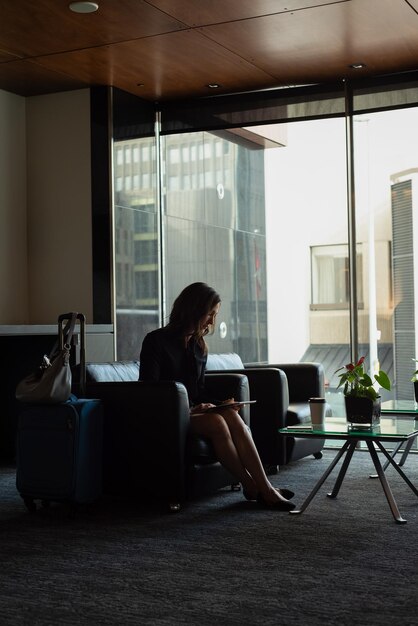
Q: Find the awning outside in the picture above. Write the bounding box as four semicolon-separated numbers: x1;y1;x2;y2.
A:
301;344;394;393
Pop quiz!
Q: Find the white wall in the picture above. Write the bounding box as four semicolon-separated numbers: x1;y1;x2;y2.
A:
0;88;94;325
0;89;27;323
265;118;348;362
26;89;93;323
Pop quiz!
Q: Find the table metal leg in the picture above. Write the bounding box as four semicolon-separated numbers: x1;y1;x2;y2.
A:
369;440;403;476
374;441;418;497
290;440;351;515
365;440;407;524
327;440;357;498
398;436;416;467
369;436;416;477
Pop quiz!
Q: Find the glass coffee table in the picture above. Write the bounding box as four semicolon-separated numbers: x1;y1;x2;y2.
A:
279;416;418;524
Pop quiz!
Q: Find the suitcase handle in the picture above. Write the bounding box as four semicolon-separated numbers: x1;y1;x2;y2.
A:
58;313;86;397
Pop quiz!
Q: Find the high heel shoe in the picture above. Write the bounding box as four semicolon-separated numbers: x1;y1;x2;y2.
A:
243;489;258;501
279;488;295;500
243;488;295;501
257;493;296;511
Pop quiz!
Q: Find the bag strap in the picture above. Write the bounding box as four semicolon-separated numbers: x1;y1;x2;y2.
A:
58;312;86;397
58;312;78;350
45;313;78;363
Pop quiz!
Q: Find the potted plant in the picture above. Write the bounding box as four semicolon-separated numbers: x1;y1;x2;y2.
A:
411;359;418;402
335;356;391;426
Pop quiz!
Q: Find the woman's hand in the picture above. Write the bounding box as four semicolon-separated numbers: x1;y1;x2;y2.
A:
190;403;215;414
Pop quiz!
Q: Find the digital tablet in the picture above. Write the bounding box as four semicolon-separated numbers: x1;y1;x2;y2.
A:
203;400;257;412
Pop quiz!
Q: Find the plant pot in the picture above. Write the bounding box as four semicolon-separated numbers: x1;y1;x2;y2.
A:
414;381;418;403
344;395;381;428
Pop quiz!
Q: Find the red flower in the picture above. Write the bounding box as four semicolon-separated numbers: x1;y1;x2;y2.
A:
345;356;365;371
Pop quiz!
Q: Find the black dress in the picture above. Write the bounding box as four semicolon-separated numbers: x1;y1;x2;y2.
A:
139;326;209;405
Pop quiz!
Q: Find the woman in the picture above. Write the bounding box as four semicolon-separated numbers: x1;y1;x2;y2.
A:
139;282;295;511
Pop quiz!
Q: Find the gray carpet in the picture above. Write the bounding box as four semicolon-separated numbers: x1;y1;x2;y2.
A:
1;449;418;626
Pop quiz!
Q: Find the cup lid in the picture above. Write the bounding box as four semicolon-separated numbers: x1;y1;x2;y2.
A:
309;397;325;403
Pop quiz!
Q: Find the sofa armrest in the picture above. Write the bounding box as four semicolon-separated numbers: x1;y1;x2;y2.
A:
85;380;191;502
266;362;325;403
204;372;250;425
206;368;288;421
242;367;288;465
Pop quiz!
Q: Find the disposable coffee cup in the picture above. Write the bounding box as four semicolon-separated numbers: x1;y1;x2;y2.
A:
309;397;326;429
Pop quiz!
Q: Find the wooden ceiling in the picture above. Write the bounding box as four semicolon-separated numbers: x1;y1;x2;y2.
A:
1;0;418;102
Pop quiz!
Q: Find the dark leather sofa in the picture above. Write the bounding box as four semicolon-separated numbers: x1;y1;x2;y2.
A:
205;353;329;470
77;361;250;510
76;353;329;508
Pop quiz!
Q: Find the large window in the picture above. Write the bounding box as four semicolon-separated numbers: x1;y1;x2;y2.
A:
162;131;267;362
113;134;159;358
263;118;349;380
353;108;418;401
112;129;268;363
109;77;418;414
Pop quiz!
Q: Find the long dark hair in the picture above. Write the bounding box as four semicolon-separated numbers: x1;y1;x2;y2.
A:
167;282;221;347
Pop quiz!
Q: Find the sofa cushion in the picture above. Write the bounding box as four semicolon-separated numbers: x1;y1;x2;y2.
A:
86;361;140;382
206;353;245;371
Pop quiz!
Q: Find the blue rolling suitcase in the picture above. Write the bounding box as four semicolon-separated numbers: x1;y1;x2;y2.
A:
16;399;103;511
15;313;103;512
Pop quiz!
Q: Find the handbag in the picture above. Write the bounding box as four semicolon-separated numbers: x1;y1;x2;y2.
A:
15;313;78;404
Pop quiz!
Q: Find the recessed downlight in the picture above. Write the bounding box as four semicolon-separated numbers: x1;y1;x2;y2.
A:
207;83;221;89
349;63;366;70
69;2;99;13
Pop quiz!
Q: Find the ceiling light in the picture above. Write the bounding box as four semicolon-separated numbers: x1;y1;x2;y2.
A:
349;63;366;70
69;2;99;13
207;83;221;89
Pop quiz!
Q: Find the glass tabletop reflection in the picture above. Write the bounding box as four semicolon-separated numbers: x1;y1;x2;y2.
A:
381;400;418;414
280;415;418;440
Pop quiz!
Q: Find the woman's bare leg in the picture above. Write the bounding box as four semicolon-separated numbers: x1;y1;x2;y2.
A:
190;410;289;505
190;412;257;494
219;408;287;504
